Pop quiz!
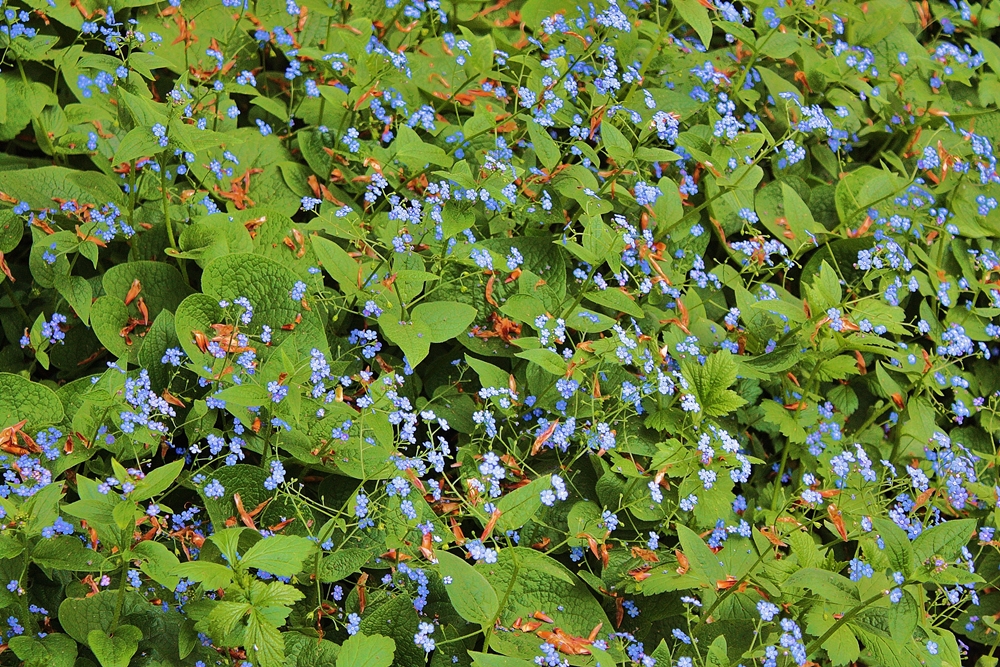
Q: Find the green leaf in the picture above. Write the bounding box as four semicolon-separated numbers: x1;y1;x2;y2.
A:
673;0;713;48
284;632;342;666
102;260;192;322
0;373;64;429
318;548;373;583
240;535;316;577
90;295;130;359
0;209;23;254
682;352;747;419
393;126;453;168
131;458;184;502
514;348;566;376
336;633;396;667
470;653;537;667
207;600;252;638
887;589;918;641
437;550;500;625
583;287;644;318
377;312;431;367
173;561;235;589
413;301;478;343
495;475;551;533
53;274;92;325
8;633;78;667
476;548;614;661
0;166;126;208
246;608;288;667
676;524;726;585
872;518;915;576
527;121;560;171
465;354;509;389
31;536;108;571
201;253;327;357
312;236;361;295
706;635;728;667
601;121;632;163
87;625;143;667
131;540;180;591
912;518;974;563
783;567;860;606
112;126;162;164
57;591;147;644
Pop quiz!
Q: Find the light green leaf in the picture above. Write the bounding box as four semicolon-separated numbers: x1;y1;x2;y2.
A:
872;518;915;576
783;567;859;606
112;126;162;164
240;535;316;577
318;548;373;583
246;608;288;667
673;0;713;48
336;633;396;667
527;120;559;171
887;589;918;641
495;475;551;533
583;287;644;319
412;301;477;343
437;550;500;625
377;312;431;367
131;458;184;502
676;524;726;585
470;653;537;667
601;121;632;164
131;540;180;591
173;561;235;589
208;601;252;638
514;348;566;376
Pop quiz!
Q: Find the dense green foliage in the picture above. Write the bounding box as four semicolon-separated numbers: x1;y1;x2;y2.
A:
0;0;998;664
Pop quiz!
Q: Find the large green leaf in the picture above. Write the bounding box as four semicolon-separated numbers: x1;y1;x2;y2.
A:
475;548;614;661
437;550;500;626
201;253;328;357
0;372;64;429
337;633;395;667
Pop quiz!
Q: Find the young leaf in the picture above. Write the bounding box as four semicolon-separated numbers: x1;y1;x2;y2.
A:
130;458;184;502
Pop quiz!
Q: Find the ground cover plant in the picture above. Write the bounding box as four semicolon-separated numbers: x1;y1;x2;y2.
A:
0;0;998;663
